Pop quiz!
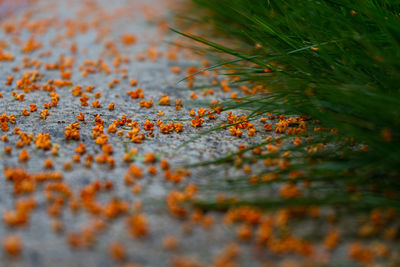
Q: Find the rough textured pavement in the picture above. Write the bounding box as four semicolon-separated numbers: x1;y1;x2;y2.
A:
0;0;399;266
0;0;267;266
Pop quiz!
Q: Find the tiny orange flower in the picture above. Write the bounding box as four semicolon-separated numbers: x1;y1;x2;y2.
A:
76;112;85;121
19;149;29;162
44;158;54;169
3;235;22;257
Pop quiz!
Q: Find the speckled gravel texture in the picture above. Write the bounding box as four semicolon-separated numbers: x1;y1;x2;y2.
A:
0;0;273;266
1;0;399;267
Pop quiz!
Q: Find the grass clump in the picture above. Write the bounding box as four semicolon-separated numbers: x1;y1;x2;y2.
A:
175;0;400;209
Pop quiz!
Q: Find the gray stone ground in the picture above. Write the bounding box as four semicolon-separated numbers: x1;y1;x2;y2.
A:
0;0;398;267
0;0;271;266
